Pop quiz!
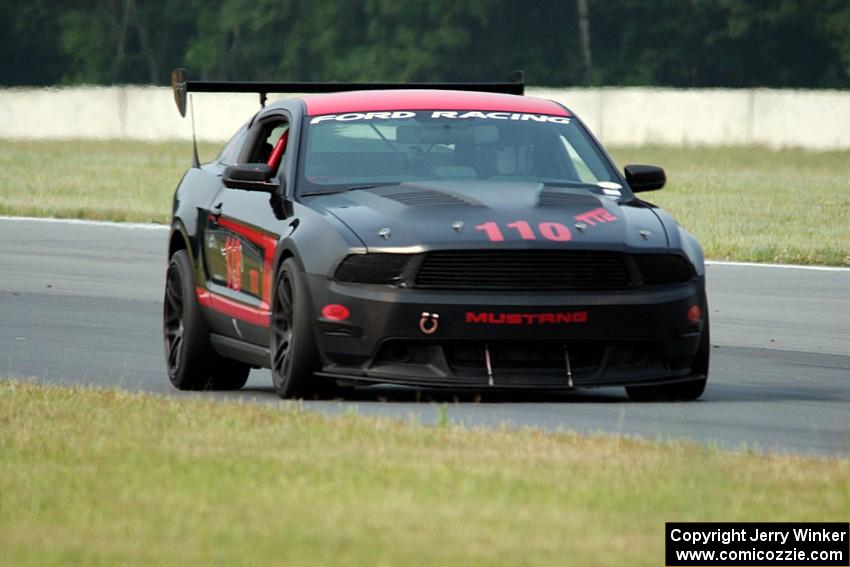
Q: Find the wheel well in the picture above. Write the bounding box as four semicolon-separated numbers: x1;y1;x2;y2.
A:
275;249;294;274
169;230;187;259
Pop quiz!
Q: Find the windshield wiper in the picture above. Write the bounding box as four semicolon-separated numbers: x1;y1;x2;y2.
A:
300;185;379;197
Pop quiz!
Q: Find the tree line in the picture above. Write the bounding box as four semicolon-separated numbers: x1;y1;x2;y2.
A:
2;0;849;88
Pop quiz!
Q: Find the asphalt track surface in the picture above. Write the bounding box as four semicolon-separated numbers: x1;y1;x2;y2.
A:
2;217;848;456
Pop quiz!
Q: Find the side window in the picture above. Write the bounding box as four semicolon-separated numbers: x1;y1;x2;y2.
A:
245;118;290;171
218;125;248;166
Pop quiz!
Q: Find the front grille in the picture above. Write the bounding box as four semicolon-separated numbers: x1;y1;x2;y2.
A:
415;250;633;291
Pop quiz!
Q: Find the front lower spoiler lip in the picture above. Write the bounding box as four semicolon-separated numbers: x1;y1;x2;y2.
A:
306;274;708;390
317;370;705;390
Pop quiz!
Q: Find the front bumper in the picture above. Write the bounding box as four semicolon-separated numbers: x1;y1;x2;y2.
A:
307;274;708;389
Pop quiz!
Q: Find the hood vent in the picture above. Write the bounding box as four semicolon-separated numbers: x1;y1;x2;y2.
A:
368;186;474;207
538;190;601;208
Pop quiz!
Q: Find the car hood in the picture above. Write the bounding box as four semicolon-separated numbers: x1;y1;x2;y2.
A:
305;181;669;252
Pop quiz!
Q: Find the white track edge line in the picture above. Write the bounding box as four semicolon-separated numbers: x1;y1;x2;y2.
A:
2;216;848;272
0;215;167;230
705;260;850;272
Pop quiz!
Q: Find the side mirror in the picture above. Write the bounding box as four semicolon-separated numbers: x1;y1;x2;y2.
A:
223;163;278;192
624;164;665;192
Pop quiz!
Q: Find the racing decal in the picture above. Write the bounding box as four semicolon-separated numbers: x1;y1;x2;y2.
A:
538;222;572;241
310;111;570;125
249;270;260;295
507;220;536;240
475;221;506;242
199;216;278;327
465;311;588;325
223;236;243;291
574;208;618;226
475;220;573;242
432;111;570;124
311;111;415;124
216;217;277;306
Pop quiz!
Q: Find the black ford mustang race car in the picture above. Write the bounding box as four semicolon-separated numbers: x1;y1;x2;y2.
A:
163;69;709;401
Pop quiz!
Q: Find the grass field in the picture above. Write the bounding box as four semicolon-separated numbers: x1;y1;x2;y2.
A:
1;381;847;566
0;140;220;224
0;140;847;265
612;146;850;266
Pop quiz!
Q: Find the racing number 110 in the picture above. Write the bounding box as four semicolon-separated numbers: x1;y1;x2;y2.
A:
475;221;572;242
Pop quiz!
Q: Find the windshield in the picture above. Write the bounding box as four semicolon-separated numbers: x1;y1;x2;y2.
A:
297;110;625;196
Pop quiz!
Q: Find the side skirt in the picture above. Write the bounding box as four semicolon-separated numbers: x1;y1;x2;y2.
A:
209;333;269;368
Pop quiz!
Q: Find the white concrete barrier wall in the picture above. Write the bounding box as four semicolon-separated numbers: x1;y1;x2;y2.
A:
0;85;848;149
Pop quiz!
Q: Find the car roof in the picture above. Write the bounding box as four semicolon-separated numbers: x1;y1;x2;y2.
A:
299;89;570;117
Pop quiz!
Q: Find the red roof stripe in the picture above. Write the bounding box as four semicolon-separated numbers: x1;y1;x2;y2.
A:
303;90;569;117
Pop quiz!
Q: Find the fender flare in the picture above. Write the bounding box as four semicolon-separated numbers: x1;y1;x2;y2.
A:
168;220;194;264
272;238;306;276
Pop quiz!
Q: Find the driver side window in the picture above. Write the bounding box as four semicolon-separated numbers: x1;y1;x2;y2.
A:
244;118;290;174
218;125;248;166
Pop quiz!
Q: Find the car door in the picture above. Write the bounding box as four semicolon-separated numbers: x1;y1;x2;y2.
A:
199;111;292;346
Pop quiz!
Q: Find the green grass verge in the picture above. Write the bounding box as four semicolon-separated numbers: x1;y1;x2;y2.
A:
0;140;220;224
610;146;850;266
1;381;847;566
0;140;847;265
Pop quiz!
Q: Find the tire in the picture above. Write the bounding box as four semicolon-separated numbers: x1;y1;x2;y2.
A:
626;315;710;402
269;258;324;398
163;250;250;391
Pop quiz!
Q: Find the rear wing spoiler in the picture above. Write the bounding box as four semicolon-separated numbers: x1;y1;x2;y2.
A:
170;68;524;117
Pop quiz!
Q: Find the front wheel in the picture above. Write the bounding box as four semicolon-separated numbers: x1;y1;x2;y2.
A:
269;258;323;398
163;250;250;391
626;315;710;402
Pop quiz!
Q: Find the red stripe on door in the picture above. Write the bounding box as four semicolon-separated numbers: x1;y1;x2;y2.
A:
196;287;271;327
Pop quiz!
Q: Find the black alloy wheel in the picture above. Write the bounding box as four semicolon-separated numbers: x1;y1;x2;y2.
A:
271;271;294;380
626;314;710;402
163;263;185;376
270;258;324;398
163;250;250;391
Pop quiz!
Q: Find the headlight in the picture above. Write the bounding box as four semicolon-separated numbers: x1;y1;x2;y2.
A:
633;254;696;285
334;254;415;285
